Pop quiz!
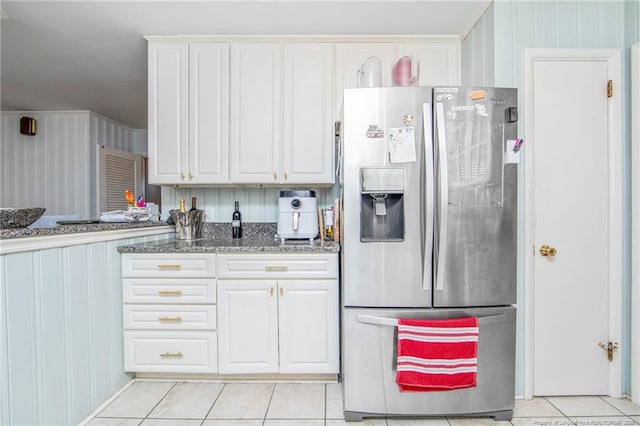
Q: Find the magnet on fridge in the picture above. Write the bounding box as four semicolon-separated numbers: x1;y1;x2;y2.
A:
471;90;486;100
505;107;518;123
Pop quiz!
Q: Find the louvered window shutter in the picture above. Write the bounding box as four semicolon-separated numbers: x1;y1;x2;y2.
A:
97;145;143;213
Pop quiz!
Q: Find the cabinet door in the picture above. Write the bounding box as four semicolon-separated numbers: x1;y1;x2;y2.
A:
230;43;282;183
148;42;189;184
334;43;397;118
398;43;461;86
189;43;230;183
282;44;334;184
217;280;279;373
278;280;339;374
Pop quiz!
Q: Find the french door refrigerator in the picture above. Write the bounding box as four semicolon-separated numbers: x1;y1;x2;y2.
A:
341;86;518;422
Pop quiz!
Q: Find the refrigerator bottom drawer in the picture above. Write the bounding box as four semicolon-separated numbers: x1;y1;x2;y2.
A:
342;306;516;421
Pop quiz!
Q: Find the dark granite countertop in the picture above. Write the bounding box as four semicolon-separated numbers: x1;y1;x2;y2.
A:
0;221;172;239
117;222;340;254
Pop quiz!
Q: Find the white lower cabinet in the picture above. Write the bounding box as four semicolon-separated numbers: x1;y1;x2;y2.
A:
121;253;218;373
217;254;339;375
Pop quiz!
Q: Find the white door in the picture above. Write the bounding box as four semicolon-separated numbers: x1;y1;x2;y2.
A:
229;43;282;184
217;280;279;374
189;43;229;184
282;43;334;185
278;280;339;374
526;50;622;396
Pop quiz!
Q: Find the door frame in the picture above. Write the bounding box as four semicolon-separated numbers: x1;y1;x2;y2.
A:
523;48;623;399
631;42;640;405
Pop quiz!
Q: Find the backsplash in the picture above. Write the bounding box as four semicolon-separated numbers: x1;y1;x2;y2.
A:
161;186;340;223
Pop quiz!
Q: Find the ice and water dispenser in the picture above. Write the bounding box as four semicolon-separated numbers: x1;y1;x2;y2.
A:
360;167;405;242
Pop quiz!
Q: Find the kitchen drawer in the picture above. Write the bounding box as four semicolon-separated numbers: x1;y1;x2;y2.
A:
123;305;216;330
123;278;216;304
122;253;215;278
216;254;338;279
124;331;217;373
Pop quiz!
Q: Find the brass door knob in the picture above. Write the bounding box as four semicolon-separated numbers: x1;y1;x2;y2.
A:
539;244;557;257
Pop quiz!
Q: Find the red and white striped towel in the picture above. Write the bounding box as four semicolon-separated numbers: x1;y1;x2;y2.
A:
395;317;479;392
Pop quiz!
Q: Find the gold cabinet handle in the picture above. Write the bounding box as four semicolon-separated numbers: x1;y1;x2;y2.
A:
279;287;284;297
158;290;183;296
273;172;278;180
188;173;193;180
159;316;183;322
270;287;274;296
180;173;185;180
160;352;183;359
158;264;182;270
265;265;288;272
539;244;557;257
284;172;288;181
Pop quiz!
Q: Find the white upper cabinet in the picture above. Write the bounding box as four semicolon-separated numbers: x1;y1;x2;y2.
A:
189;43;230;183
148;41;229;185
230;43;282;184
230;42;334;185
147;37;460;186
334;42;461;117
397;43;461;86
335;43;397;117
283;44;334;184
148;43;189;184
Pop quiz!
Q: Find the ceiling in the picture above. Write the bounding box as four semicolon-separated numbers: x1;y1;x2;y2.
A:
1;1;490;129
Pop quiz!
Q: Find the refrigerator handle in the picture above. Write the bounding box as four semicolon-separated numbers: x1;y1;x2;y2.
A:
356;313;506;327
422;103;434;291
435;102;449;291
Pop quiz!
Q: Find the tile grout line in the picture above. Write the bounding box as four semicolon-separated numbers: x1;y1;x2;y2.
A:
542;396;575;424
597;394;633;416
144;381;177;421
200;382;227;425
263;382;277;426
324;383;327;426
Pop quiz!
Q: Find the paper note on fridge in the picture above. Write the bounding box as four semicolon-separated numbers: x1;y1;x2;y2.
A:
505;139;521;164
388;126;416;163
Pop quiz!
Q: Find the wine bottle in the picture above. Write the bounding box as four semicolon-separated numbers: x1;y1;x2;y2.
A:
179;198;186;213
232;201;242;238
189;197;197;212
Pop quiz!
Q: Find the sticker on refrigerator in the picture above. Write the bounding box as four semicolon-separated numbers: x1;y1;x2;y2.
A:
388;126;416;163
505;139;523;164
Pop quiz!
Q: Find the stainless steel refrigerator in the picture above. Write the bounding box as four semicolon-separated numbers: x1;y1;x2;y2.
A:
341;86;518;422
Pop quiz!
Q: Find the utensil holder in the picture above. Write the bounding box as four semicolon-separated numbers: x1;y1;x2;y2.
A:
169;209;204;240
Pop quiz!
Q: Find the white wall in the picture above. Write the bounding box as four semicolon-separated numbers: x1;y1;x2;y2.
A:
1;111;138;219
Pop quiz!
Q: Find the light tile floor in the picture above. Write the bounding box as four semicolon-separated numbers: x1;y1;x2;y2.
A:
85;380;640;426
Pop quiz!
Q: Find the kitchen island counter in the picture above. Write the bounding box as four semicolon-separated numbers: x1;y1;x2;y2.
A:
0;220;170;240
0;222;174;255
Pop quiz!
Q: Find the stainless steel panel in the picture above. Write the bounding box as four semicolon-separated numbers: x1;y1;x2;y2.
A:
342;87;433;308
433;87;517;307
342;306;516;420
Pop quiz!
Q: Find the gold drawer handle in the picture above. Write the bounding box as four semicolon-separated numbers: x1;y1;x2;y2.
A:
158;290;183;296
265;265;288;272
160;352;183;359
158;264;182;270
159;316;183;322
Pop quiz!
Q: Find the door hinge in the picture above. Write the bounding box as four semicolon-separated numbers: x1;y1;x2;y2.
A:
607;80;613;98
598;341;618;361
